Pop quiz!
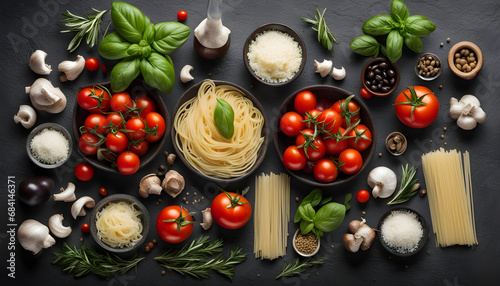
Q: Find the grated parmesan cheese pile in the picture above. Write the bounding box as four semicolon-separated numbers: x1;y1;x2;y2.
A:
247;30;302;83
30;128;69;164
380;210;423;254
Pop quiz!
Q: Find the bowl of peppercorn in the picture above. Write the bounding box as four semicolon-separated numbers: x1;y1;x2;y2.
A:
292;229;320;257
447;41;483;80
361;57;400;97
415;53;442;81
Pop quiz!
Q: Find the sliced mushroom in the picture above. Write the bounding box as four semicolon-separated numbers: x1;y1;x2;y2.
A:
367;166;397;198
71;196;95;219
200;208;213;230
161;170;185;198
29;50;52;75
343;218;376;253
314;59;333;77
13;105;37;129
53;182;76;202
48;214;72;238
138;174;162;198
343;233;363;253
180;65;194;83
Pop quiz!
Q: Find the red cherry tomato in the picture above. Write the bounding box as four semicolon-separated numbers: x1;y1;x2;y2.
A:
85;58;100;71
348;124;372;152
106;131;128;153
126;117;146;140
211;192;252;229
145;112;166;143
75;163;94;181
156;206;193;243
338;149;363;175
304;109;322;129
294;90;317;115
84;113;109;135
129;140;149;157
360;88;372;99
280;111;305;137
317;109;342;134
79;133;100;155
296;129;326;161
107;112;124;128
99;186;108;197
77;86;110;113
313;158;338;183
356;190;370;203
323;127;348;156
331;99;360;128
282;145;306;170
116;151;140;175
110;92;134;113
177;10;188;21
135;97;156;118
81;223;90;233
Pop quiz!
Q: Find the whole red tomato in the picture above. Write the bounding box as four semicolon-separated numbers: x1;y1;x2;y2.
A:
116;151;140;175
282;145;306;170
107;112;124;128
323;127;348;155
294;90;317;115
339;149;363;175
296;129;326;161
84;114;109;135
77;86;110;113
280;111;305;137
316;109;342;134
394;86;439;128
110;92;134;113
106;131;128;153
304;108;322;129
156;206;194;243
145;112;166;143
79;133;100;155
348;124;372;152
126;117;146;140
74;163;94;181
331;98;360;128
356;190;370;203
211;191;252;229
135;97;156;118
360;88;372;99
313;158;338;183
129;140;149;157
85;58;99;71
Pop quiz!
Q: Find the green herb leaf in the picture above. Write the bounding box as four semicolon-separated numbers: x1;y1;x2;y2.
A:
303;188;323;207
140;52;175;94
60;8;108;52
152;22;191;55
111;1;151;43
300;220;315;234
98;32;132;60
126;43;141;57
390;0;409;23
142;23;155;44
319;196;332;206
344;193;352;211
301;8;336;55
388;164;419;205
214;98;235;139
386;30;404;62
313;202;345;232
276;258;324;279
405;15;436;37
110;57;141;92
362;14;394;35
298;204;316;223
403;33;423;53
350;35;380;57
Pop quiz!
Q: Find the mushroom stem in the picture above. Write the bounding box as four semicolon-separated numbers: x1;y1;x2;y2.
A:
372;182;383;198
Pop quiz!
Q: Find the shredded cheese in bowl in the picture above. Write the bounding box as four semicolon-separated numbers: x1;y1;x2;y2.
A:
95;201;144;248
380;210;423;254
30;128;69;165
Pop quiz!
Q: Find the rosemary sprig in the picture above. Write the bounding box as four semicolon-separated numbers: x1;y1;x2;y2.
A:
388;164;419;205
51;243;144;279
60;8;109;52
301;8;336;54
154;236;246;280
276;258;324;279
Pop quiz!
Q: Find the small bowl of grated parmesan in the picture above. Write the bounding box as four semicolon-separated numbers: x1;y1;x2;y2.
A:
26;123;72;169
378;207;430;257
244;23;306;86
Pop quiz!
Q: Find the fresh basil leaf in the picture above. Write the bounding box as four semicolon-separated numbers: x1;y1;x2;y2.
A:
126;43;140;57
350;35;380;57
380;45;387;57
386;30;404;62
300;220;315;235
140;52;175;94
110;57;141;92
319;196;332;207
362;14;394;35
214;98;235;139
301;188;323;208
152;22;191;55
404;33;423;53
294;210;302;223
405;15;436;37
313;202;345;232
390;0;409;23
298;204;316;223
98;32;132;60
343;193;352;211
111;1;151;43
143;23;155;44
312;228;323;238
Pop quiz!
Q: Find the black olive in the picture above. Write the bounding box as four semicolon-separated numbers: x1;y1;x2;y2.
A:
378;83;382;90
372;80;377;85
379;62;389;69
375;75;383;82
371;64;378;70
370;85;379;92
365;80;371;87
390;77;395;85
383;79;389;85
18;176;54;206
374;69;382;75
381;86;390;93
367;71;375;79
383;71;388;78
388;69;395;77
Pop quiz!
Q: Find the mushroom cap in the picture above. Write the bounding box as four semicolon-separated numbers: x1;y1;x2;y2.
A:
367;166;397;198
343;233;363;253
138;174;162;198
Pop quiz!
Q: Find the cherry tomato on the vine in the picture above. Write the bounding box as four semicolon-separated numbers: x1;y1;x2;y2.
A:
296;129;326;161
126;117;146;141
177;10;188;21
75;163;94;181
85;58;99;71
79;133;100;155
106;131;128;153
356;189;370;203
107;112;124;128
339;149;363;175
280;111;305;137
294;90;317;115
304;109;322;129
156;205;194;243
84;114;109;135
116;151;140;175
135;97;156;118
315;99;333;111
81;223;90;233
316;109;342;134
282;145;306;170
145;112;166;143
348;124;372;152
129;140;149;157
323;127;348;156
77;86;110;113
331;99;360;128
110;92;134;113
313;158;338;183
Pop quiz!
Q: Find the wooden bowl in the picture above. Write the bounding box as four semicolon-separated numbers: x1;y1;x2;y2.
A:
274;85;376;187
72;80;169;174
361;57;400;97
243;23;307;87
171;80;269;185
447;41;483;80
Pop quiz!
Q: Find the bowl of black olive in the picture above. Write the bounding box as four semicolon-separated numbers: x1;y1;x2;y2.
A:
361;58;400;97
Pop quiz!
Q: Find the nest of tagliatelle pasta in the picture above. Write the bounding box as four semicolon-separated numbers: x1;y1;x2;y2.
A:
173;80;266;179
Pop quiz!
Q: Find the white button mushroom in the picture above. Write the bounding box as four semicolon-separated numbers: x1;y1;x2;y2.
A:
13;105;37;129
331;66;346;80
58;55;85;82
71;196;95;219
48;214;72;238
367;166;397;198
138;174;162;198
29;50;52;75
18;219;55;255
314;59;333;77
25;78;67;114
180;65;194;83
161;170;185;198
53;182;76;202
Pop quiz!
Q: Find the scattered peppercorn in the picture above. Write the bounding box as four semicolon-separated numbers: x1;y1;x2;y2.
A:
153;239;157;244
296;196;299;202
439;84;443;89
378;152;383;158
447;38;450;43
429;140;433;143
362;211;366;215
440;43;444;47
420;189;427;197
159;198;163;202
161;270;166;275
257;274;261;278
444;142;447;146
147;242;154;249
80;237;84;242
145;246;150;253
441;135;445;139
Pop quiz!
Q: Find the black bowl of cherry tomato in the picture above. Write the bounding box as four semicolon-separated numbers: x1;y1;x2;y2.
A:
72;79;169;175
274;85;376;187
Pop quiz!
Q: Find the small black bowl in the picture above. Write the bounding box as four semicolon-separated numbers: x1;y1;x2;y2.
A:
377;207;430;257
27;123;73;169
274;85;376;187
89;194;149;255
243;23;307;86
72;79;169;174
171;80;269;185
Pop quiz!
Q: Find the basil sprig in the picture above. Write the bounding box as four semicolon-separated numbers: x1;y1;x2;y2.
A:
98;1;190;93
214;98;235;139
350;0;435;62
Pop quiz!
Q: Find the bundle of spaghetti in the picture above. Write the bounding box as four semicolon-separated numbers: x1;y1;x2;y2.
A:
254;172;290;260
421;148;478;247
173;80;265;178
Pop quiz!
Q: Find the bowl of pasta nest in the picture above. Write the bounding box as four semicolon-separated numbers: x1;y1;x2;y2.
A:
171;79;269;184
89;194;150;255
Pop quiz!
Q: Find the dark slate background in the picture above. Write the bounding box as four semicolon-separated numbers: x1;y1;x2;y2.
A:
1;0;499;285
